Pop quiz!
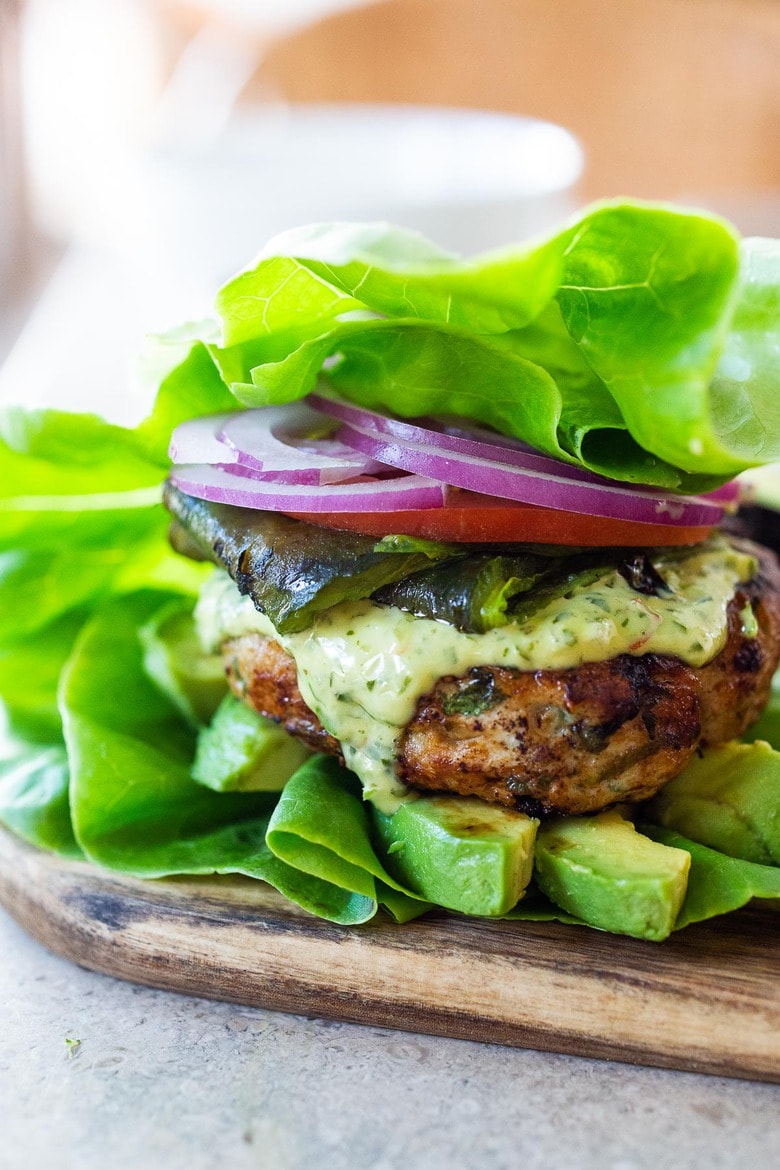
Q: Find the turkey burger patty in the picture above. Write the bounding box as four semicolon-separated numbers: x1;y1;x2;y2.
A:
167;484;780;818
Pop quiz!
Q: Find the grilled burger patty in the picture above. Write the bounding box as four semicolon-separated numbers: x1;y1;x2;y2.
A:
221;542;780;816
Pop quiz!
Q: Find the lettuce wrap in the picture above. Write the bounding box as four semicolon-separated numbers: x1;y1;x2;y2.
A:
2;199;780;939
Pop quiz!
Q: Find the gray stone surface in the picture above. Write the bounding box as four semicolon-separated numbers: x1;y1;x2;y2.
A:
2;906;779;1170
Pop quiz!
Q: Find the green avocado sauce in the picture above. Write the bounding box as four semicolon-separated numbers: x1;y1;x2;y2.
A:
195;537;755;814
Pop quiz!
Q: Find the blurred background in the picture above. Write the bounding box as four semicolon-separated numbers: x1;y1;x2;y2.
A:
1;0;779;421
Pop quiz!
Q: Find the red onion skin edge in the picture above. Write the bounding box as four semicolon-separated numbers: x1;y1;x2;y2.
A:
308;392;614;486
168;414;238;465
331;419;723;527
218;407;381;478
307;393;726;525
170;408;381;481
168;463;447;512
170;400;734;525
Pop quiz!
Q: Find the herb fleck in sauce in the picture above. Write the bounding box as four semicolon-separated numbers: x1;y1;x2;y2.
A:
196;538;755;813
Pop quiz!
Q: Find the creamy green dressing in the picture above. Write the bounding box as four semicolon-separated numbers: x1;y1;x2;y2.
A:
195;539;755;814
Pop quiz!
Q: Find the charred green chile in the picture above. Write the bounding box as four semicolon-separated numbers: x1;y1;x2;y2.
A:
163;483;462;634
373;552;565;633
167;485;745;641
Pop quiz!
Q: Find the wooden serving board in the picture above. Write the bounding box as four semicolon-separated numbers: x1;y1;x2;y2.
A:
1;827;778;1083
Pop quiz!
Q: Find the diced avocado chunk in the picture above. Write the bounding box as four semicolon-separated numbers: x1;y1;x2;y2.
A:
373;796;538;917
534;809;690;941
193;694;311;792
647;740;780;866
140;602;227;726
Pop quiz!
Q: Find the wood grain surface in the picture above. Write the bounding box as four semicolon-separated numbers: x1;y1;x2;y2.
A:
1;827;778;1083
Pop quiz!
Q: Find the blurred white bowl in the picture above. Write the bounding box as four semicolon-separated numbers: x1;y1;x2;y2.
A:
141;102;584;297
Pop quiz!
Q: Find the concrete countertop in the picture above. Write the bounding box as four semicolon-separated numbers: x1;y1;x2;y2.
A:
3;904;779;1170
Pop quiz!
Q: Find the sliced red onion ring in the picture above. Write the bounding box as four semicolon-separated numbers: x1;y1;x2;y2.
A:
308;393;617;487
308;393;736;520
432;419;740;505
170;401;733;525
327;419;725;526
169;414;239;465
702;480;742;505
218;404;384;483
169;463;446;512
219;463;344;486
170;405;384;485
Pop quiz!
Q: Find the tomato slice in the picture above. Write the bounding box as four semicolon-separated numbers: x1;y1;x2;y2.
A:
286;492;714;546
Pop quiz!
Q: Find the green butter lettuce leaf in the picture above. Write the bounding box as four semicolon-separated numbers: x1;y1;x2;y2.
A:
0;407;166;499
0;501;207;643
216;249;365;350
217;220;562;343
0;544;141;643
0;403;177;571
0;611;87;743
232;313;689;487
0;745;82;858
49;592;401;923
132;323;247;464
642;825;780;928
252;324;710;490
493;300;649;479
553;204;741;477
265;754;429;922
266;757;380;898
709;238;780;465
205;201;780;488
239;317;566;451
60;593;271;866
0;405;211;677
0;407;204;747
